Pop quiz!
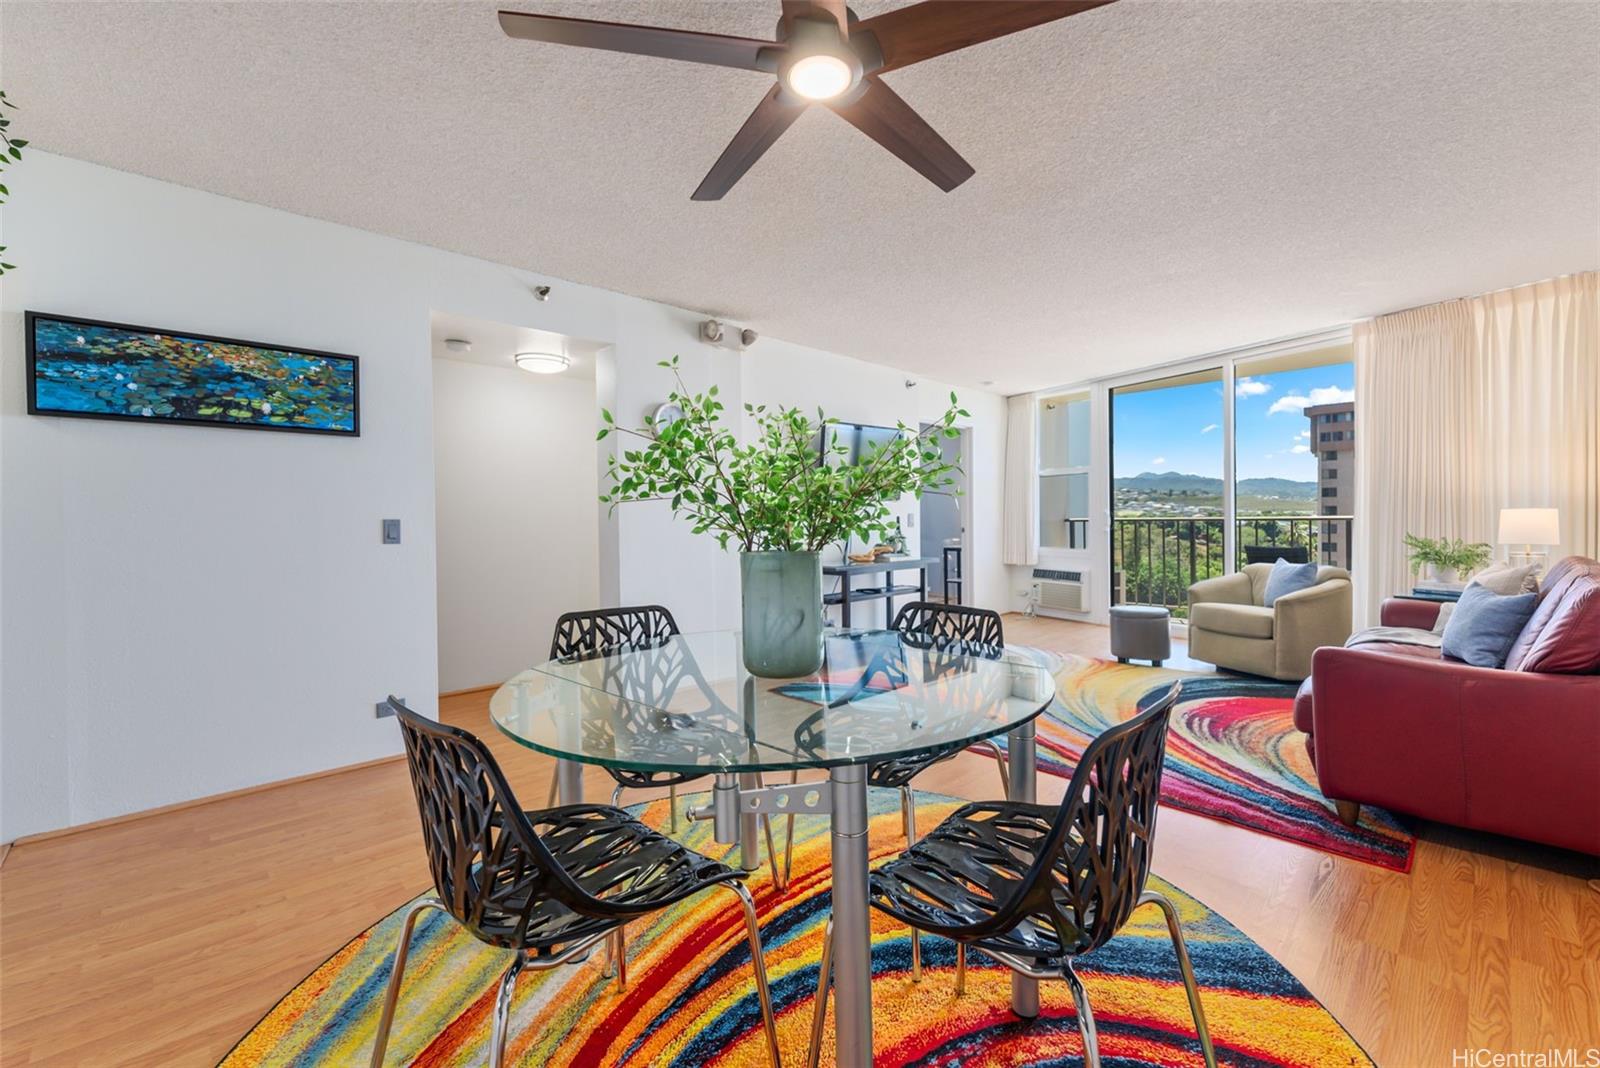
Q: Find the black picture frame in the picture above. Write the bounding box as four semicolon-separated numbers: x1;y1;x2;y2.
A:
25;310;361;437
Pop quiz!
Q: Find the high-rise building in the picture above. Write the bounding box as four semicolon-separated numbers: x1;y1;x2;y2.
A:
1305;400;1354;567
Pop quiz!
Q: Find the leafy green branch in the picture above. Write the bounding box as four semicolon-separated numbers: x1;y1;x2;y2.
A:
0;89;24;275
597;356;967;554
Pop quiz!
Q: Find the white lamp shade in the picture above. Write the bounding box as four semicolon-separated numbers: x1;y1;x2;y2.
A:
1497;507;1560;545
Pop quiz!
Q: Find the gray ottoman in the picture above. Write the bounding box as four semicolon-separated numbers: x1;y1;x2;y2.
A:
1110;605;1172;666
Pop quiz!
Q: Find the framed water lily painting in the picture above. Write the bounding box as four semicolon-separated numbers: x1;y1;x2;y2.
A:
25;311;360;436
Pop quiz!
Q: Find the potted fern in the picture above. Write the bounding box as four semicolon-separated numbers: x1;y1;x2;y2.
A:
1403;533;1492;586
599;358;965;676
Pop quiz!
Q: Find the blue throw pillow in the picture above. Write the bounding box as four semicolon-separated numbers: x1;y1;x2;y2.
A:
1440;583;1538;668
1263;559;1320;607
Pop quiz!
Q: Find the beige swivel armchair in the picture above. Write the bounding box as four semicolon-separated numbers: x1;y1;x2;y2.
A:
1186;564;1352;681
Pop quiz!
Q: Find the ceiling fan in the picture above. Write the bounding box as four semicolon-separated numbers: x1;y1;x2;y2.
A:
498;1;1115;200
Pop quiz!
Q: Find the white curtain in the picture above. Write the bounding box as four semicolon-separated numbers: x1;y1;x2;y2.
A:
1002;393;1038;567
1353;272;1599;628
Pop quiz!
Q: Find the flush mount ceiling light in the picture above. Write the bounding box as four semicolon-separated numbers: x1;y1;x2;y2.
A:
514;351;571;374
497;0;1116;200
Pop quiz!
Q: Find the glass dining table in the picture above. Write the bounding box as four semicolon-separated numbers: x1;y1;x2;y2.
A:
490;627;1058;1068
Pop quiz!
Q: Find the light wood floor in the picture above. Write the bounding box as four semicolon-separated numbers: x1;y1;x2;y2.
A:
2;617;1596;1066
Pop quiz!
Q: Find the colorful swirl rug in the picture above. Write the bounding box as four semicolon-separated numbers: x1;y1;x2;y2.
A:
1015;655;1415;872
223;791;1373;1067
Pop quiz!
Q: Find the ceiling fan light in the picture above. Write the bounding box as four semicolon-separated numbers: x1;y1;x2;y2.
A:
514;351;571;375
786;53;853;100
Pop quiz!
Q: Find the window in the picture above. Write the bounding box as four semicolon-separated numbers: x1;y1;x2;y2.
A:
1038;392;1089;549
1321;487;1339;498
1110;368;1224;612
1324;468;1338;479
1322;504;1338;515
1322;541;1339;553
1322;450;1338;461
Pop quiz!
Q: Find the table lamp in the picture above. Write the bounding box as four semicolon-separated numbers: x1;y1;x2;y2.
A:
1498;507;1560;569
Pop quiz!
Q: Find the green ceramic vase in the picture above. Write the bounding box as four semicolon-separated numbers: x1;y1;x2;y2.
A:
740;550;824;678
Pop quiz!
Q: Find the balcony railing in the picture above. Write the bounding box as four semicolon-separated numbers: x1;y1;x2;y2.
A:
1108;515;1354;615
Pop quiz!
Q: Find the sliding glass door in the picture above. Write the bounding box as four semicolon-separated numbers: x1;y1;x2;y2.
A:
1232;347;1355;570
1109;369;1226;615
1106;341;1356;614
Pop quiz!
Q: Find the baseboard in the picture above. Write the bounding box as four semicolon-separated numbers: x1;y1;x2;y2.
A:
439;683;499;699
10;753;406;848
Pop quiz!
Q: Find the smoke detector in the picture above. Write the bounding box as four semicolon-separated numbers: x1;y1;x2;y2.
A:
443;338;472;355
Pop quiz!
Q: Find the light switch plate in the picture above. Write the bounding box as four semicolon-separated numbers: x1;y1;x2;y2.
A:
382;518;401;544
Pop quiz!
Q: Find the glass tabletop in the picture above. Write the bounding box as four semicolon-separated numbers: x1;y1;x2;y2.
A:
489;629;1059;774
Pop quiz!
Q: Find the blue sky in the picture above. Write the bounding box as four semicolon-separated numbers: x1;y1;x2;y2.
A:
1112;363;1354;481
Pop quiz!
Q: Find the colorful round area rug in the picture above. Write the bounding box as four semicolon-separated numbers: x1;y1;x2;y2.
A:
223;792;1373;1068
1015;656;1416;872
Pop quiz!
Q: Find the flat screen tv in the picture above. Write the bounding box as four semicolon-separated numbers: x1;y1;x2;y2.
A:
818;421;903;467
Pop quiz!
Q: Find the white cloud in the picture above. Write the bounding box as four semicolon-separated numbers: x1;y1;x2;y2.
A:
1290;444;1311;454
1268;384;1353;415
1297;429;1311;439
1151;456;1166;466
1200;423;1219;434
1235;377;1271;398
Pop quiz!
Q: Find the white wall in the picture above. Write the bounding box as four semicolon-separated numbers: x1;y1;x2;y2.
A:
432;357;599;693
0;152;1008;840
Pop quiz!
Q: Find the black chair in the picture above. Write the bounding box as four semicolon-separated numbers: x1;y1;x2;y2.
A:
547;604;791;890
545;606;698;826
372;700;782;1068
867;602;1014;977
807;682;1216;1068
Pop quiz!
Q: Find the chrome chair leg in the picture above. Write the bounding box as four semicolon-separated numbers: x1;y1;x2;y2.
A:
979;740;1010;793
369;897;446;1068
761;813;789;891
610;782;626;808
806;918;834;1068
613;926;628;991
782;769;800;888
488;951;528;1068
669;782;679;833
903;786;922;981
954;942;967;996
1063;958;1101;1068
1140;890;1217;1068
723;881;783;1068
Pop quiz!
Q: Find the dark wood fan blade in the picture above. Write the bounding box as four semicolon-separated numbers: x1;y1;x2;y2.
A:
498;10;774;71
855;0;1115;74
692;86;808;201
828;77;974;192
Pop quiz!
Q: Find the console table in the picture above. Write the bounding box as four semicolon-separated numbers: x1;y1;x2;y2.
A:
823;555;934;628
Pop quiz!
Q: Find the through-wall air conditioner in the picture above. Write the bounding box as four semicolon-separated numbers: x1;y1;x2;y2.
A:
1032;568;1088;614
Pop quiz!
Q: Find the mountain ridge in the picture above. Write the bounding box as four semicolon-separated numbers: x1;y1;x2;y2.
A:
1114;471;1316;499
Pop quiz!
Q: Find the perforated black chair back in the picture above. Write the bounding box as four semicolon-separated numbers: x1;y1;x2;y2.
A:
892;601;1004;652
1007;682;1179;955
547;606;702;796
549;605;679;661
390;700;586;949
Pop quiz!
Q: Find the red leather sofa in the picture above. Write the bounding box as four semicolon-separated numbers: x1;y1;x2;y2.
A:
1294;556;1600;856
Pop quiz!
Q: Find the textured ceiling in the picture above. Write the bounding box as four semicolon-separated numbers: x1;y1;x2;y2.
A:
5;1;1598;393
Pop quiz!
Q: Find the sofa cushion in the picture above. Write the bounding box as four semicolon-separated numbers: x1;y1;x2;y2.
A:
1469;561;1540;595
1514;575;1600;674
1440;584;1538;669
1293;676;1315;734
1263;559;1320;607
1191;602;1275;639
1506;556;1600;670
